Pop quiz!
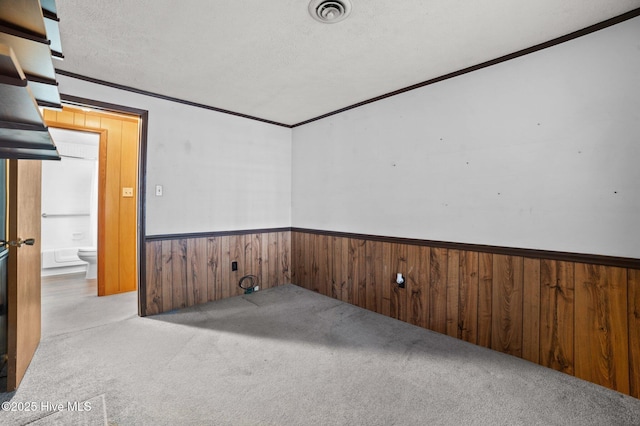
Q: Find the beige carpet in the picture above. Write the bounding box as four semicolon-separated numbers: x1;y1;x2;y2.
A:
1;283;639;425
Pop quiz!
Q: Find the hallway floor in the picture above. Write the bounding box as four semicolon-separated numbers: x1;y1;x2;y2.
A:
41;273;137;339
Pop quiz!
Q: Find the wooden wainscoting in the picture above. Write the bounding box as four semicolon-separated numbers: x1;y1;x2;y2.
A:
144;230;290;315
291;229;640;398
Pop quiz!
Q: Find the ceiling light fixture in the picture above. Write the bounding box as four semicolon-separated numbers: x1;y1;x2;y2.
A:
309;0;352;24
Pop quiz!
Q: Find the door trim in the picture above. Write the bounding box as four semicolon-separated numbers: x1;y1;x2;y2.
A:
59;94;148;316
43;127;108;294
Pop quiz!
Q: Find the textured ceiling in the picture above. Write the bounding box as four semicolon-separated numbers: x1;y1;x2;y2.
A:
55;0;640;125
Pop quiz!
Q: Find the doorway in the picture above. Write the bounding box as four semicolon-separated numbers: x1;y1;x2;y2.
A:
42;96;148;312
41;128;101;281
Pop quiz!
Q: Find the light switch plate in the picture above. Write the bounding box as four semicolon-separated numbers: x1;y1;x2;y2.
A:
122;187;134;197
155;185;163;196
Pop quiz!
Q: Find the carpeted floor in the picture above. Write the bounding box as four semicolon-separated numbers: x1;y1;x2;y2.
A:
1;283;640;425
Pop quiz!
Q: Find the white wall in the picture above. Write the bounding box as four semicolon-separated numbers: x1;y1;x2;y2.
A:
56;75;292;235
292;17;640;258
41;128;99;251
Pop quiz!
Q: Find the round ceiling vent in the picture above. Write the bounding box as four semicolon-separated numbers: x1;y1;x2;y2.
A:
309;0;352;24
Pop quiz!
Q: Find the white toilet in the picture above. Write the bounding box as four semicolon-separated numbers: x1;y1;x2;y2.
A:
77;247;97;279
77;155;99;280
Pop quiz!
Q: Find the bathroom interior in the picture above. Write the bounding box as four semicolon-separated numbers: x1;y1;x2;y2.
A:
41;127;99;283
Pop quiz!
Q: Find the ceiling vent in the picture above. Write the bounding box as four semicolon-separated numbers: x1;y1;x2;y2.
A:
309;0;352;24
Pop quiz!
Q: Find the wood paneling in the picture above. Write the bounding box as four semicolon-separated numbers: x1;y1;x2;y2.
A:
459;251;478;344
229;235;244;297
365;239;384;314
491;255;523;357
100;117;123;291
250;234;261;288
161;240;173;312
522;258;540;364
219;237;231;300
478;253;493;348
390;243;407;321
318;235;332;297
144;231;291;313
539;260;574;374
446;249;460;338
629;269;640;398
329;237;340;299
303;233;313;292
353;238;367;309
170;239;187;310
575;264;629;394
291;232;304;289
289;230;640;399
279;230;291;284
339;238;350;304
187;238;207;306
381;242;392;317
429;247;448;334
145;240;162;315
207;237;221;301
407;245;428;328
261;234;273;289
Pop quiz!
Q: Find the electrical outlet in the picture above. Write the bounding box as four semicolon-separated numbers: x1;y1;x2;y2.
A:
396;273;405;289
122;187;134;198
